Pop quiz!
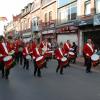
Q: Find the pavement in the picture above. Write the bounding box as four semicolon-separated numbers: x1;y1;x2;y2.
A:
0;60;100;100
76;56;100;73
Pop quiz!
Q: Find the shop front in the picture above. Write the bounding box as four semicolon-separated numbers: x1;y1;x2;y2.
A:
56;25;78;45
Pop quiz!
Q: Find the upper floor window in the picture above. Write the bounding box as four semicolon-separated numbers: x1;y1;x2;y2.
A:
45;13;47;23
95;0;100;14
42;0;52;5
49;11;52;21
58;0;76;8
85;0;91;15
67;2;77;20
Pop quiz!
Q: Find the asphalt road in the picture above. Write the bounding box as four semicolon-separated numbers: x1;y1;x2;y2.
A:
0;60;100;100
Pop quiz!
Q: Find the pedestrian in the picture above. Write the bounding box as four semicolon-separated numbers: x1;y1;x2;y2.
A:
72;42;78;64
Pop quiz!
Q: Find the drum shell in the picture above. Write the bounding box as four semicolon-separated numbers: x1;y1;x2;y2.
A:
69;52;75;59
44;51;53;58
36;56;45;69
4;58;14;70
60;58;68;68
92;60;99;67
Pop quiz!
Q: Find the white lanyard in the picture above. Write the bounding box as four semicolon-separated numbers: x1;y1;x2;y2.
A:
2;43;9;54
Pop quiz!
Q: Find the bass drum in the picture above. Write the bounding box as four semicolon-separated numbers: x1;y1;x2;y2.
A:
91;54;100;67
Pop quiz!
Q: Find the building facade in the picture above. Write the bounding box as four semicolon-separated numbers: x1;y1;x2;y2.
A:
56;0;78;45
78;0;100;55
40;0;57;40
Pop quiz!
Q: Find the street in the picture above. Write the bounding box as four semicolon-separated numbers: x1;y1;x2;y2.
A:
0;60;100;100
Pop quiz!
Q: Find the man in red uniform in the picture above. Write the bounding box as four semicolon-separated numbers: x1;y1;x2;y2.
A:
0;36;15;79
55;42;66;74
0;36;5;78
23;43;30;70
64;40;72;54
32;40;44;77
83;39;94;73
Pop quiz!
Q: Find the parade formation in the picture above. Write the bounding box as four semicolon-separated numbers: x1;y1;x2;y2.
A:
0;35;100;79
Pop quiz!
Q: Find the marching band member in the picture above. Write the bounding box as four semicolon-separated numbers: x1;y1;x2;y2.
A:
55;42;67;75
83;39;94;73
14;38;24;65
0;36;15;79
0;36;5;78
32;40;45;77
23;43;31;70
63;40;72;66
64;40;72;54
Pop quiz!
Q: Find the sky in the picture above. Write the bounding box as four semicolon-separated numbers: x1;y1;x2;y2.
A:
0;0;34;35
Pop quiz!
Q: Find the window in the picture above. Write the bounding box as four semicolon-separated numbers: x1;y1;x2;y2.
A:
95;0;100;14
45;13;47;25
42;0;52;5
58;0;76;8
85;0;91;15
67;2;77;20
49;11;52;21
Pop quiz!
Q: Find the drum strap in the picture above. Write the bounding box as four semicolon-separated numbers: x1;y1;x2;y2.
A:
25;47;29;54
59;48;63;56
87;43;93;52
2;43;9;54
65;43;70;50
36;48;40;56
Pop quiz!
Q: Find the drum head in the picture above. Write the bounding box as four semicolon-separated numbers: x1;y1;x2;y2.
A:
91;54;99;61
36;56;43;61
69;52;74;55
61;57;67;61
3;56;12;62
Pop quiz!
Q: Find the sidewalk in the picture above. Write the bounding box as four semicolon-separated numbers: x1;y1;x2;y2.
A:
74;56;100;73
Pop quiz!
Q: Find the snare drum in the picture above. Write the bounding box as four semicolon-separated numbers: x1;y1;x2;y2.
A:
26;55;31;60
91;54;99;67
60;57;68;67
45;51;54;58
36;56;45;69
3;56;13;69
69;52;75;59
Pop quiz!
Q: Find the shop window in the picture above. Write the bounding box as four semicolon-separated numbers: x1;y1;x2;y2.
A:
95;0;100;14
85;0;91;15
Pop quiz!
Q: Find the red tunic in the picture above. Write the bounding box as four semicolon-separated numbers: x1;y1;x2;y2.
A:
32;47;42;60
64;42;71;54
83;43;94;57
55;48;65;60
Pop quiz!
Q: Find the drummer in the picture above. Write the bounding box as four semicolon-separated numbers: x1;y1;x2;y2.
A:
64;40;72;66
0;36;15;79
0;36;5;78
83;39;94;73
55;42;67;75
22;42;30;70
32;39;44;77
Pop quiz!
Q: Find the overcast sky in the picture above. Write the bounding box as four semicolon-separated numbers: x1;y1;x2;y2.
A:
0;0;33;35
